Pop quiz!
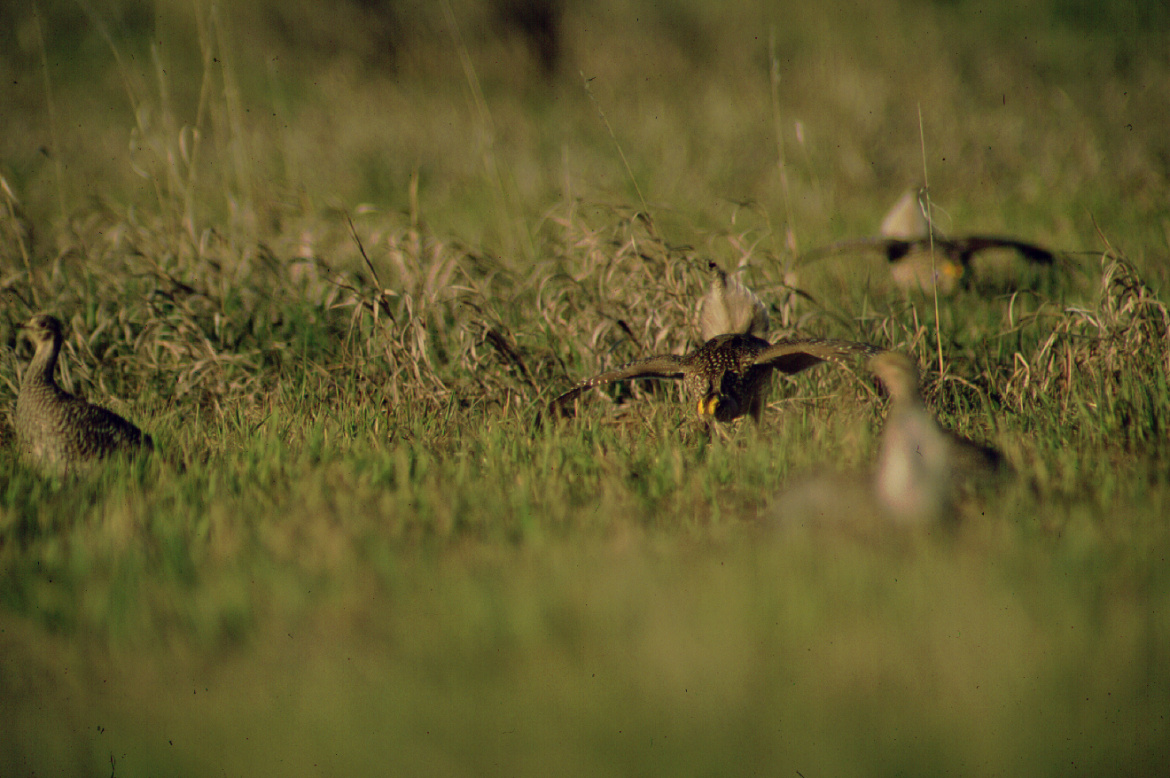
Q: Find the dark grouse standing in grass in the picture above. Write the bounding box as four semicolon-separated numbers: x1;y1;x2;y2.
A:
550;262;884;424
15;314;153;471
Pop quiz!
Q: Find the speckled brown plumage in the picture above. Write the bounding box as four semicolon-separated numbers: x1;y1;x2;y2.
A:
15;314;153;471
551;264;883;423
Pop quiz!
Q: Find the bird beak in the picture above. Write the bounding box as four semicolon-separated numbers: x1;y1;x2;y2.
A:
941;262;964;281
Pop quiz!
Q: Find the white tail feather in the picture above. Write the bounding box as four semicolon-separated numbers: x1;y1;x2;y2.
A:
699;264;769;341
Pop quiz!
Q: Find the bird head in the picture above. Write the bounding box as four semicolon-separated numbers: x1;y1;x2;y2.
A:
867;351;921;403
19;314;65;347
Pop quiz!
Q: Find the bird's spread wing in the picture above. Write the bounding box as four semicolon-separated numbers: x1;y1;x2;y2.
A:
804;236;1056;267
947;236;1056;265
800;238;916;263
752;338;884;374
550;354;688;414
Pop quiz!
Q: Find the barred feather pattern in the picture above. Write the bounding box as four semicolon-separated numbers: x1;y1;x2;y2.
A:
16;315;153;471
551;332;882;423
551;263;883;423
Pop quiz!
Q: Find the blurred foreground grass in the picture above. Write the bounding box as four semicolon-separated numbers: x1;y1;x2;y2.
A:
8;518;1169;776
2;0;1169;775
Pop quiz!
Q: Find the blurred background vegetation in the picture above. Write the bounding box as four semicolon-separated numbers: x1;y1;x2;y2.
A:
2;0;1167;259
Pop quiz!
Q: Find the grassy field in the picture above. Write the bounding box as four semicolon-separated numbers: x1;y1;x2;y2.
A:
2;1;1169;775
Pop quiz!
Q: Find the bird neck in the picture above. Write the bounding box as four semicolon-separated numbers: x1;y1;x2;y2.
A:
886;383;924;409
24;335;63;391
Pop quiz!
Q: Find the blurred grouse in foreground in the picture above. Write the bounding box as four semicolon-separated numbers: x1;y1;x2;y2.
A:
770;351;1007;529
868;351;1006;523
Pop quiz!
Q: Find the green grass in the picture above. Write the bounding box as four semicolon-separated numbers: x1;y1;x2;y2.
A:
2;0;1170;775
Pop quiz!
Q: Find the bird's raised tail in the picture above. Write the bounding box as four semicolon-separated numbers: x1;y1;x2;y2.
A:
699;262;769;341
